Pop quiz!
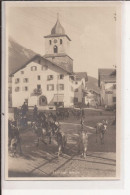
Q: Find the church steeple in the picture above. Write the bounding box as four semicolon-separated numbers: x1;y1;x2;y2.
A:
43;14;73;73
51;13;65;35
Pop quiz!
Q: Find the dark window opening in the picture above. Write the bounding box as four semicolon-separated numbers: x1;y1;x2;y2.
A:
15;87;20;92
74;97;78;103
113;84;116;89
23;78;29;83
49;40;52;45
113;97;116;102
47;75;53;80
25;87;28;91
37;85;41;90
38;59;41;64
15;78;20;83
21;71;24;74
60;39;62;44
58;74;64;80
54;45;58;53
38;75;41;80
47;84;54;91
31;66;37;71
57;84;64;91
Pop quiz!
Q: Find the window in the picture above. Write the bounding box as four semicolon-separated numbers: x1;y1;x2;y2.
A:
60;39;62;44
15;87;20;92
74;97;78;103
23;86;28;91
113;97;116;102
47;75;53;80
38;59;41;64
57;84;64;91
25;87;28;91
15;78;20;84
54;45;58;53
21;71;24;74
38;75;41;80
31;66;37;71
47;84;54;91
58;74;64;80
23;78;29;83
42;65;47;71
113;84;116;89
75;81;78;85
49;40;52;45
75;88;78;92
37;85;41;90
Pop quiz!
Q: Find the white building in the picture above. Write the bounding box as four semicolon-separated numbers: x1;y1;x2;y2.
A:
10;16;88;109
98;69;116;107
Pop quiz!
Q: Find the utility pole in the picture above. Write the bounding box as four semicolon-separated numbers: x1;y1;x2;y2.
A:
57;74;59;110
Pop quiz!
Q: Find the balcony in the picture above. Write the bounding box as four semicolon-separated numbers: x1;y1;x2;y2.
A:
33;88;42;96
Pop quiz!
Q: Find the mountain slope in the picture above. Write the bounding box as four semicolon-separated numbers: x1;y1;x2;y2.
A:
9;37;37;75
87;76;100;93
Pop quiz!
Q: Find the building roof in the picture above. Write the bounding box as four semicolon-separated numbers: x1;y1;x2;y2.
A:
74;72;88;82
98;68;116;87
9;54;72;76
51;14;65;35
44;14;71;41
100;75;116;82
44;34;71;41
98;68;114;75
43;53;73;61
88;89;100;95
110;69;116;76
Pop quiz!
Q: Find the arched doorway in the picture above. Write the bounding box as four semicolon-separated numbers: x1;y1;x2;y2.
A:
39;96;47;106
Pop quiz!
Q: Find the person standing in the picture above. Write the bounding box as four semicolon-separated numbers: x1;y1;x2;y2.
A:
33;105;38;121
21;102;28;117
78;122;88;159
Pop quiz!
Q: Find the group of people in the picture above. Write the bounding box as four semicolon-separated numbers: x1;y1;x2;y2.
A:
9;102;89;158
32;111;61;145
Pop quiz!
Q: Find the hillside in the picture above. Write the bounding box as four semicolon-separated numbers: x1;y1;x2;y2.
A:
87;76;100;93
9;37;37;75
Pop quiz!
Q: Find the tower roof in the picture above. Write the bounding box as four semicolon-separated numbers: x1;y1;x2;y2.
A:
51;14;65;35
44;14;71;41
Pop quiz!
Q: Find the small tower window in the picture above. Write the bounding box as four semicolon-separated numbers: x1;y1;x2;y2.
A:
49;40;52;45
38;75;41;80
54;45;58;53
60;39;62;44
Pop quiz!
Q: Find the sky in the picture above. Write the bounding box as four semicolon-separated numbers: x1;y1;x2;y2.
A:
6;3;120;78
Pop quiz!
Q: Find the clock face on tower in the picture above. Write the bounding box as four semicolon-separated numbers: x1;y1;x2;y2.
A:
54;39;57;43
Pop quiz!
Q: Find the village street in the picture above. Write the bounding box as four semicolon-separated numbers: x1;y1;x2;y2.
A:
8;110;116;178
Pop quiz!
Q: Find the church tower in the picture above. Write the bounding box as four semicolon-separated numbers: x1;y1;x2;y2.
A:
44;14;73;73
